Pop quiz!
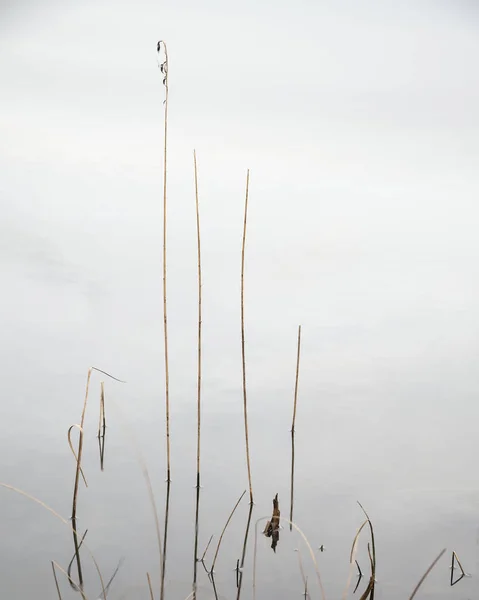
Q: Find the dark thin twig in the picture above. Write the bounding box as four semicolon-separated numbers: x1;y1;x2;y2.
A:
192;148;202;600
157;39;170;600
97;382;106;439
290;325;301;530
156;39;171;486
160;480;171;600
51;561;63;600
210;491;247;573
353;560;363;594
67;529;88;589
96;557;124;600
201;535;214;563
240;170;254;505
236;502;254;600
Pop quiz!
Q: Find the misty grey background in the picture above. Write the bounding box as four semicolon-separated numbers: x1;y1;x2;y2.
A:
1;0;479;598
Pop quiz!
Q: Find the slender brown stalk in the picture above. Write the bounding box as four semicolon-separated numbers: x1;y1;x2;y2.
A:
240;169;253;505
290;325;301;530
192;149;202;599
291;326;302;432
408;549;446;600
201;535;214;563
157;39;171;484
160;480;171;600
51;561;64;600
147;573;155;600
210;490;246;573
71;368;93;589
157;40;171;600
236;502;253;600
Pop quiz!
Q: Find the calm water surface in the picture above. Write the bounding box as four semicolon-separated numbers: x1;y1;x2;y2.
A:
1;165;479;600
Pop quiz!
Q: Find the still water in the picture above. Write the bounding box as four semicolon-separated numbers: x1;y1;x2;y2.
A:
1;158;479;600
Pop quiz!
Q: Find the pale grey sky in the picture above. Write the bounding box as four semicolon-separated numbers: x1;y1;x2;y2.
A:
1;1;479;598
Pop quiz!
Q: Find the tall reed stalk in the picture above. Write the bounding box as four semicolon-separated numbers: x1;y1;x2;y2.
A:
240;169;253;505
290;325;301;530
192;149;203;598
236;170;254;600
157;39;171;600
157;39;171;482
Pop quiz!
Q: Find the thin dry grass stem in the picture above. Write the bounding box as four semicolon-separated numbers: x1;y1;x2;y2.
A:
236;502;254;600
52;561;87;600
295;547;308;591
253;515;326;600
156;39;171;486
201;535;214;562
341;518;368;600
71;367;124;590
51;561;64;600
67;425;88;487
290;325;301;531
97;557;124;600
192;148;203;600
210;490;246;573
160;480;171;600
349;520;369;563
240;169;254;506
408;548;446;600
0;483;106;598
147;573;155;600
156;37;170;600
452;551;466;574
